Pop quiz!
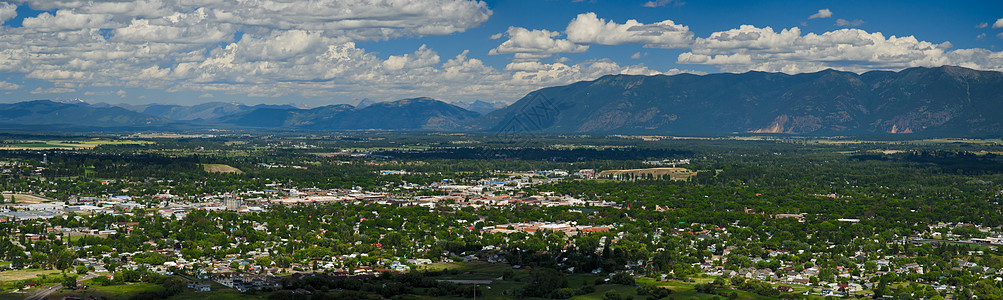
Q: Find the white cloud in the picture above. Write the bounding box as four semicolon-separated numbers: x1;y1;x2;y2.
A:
631;52;643;59
995;18;1003;29
978;33;987;39
382;45;441;71
809;9;832;19
507;59;698;87
0;3;16;23
505;61;548;71
642;0;684;8
998;32;1003;39
490;33;503;39
489;27;588;60
565;12;693;48
677;53;752;65
22;10;116;32
31;87;76;94
0;0;507;103
678;25;1003;73
22;0;491;40
976;22;988;29
116;90;127;97
0;81;21;90
111;8;236;44
836;19;864;27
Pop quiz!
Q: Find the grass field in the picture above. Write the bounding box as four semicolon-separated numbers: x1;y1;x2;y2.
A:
0;268;61;282
168;289;268;300
0;139;152;150
50;282;165;300
637;278;776;300
1;194;54;204
411;262;773;300
202;164;244;174
0;263;786;300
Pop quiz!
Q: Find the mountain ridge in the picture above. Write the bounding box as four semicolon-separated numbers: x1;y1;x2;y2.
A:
476;66;1003;136
3;66;1001;136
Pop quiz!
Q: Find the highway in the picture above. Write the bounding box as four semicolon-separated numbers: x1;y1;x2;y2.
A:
25;272;99;300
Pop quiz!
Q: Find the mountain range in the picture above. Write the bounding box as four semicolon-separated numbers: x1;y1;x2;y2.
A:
481;65;1003;136
1;66;1001;136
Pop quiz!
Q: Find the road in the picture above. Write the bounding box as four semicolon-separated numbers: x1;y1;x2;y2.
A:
25;272;99;300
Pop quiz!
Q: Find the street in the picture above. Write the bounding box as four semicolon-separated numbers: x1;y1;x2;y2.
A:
25;272;99;300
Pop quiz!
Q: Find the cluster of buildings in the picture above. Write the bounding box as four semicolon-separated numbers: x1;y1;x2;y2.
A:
484;222;612;235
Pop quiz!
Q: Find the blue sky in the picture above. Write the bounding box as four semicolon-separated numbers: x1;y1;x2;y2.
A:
0;0;1001;107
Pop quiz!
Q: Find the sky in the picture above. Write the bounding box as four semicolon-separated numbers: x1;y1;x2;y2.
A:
0;0;1001;107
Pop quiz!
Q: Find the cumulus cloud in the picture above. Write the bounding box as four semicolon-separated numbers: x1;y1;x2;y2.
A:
22;10;116;32
0;81;21;90
677;25;1003;73
21;0;492;40
0;3;16;23
489;27;588;60
836;19;864;27
808;9;832;19
565;12;693;48
0;0;518;102
111;8;236;44
976;22;988;29
383;45;441;71
995;18;1003;29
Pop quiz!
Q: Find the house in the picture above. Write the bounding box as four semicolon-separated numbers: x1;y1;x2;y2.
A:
187;283;211;292
777;286;795;293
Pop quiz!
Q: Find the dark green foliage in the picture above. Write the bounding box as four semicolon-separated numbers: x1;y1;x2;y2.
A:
637;284;672;299
524;268;569;298
602;290;632;300
63;275;76;290
610;272;636;286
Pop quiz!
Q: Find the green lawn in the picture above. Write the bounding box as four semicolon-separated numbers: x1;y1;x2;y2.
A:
51;282;165;300
0;263;791;300
0;292;29;300
169;289;267;300
406;262;772;300
637;278;778;300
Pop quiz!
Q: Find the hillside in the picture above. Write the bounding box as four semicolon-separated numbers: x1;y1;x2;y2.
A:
218;97;480;131
0;100;171;130
478;66;1003;136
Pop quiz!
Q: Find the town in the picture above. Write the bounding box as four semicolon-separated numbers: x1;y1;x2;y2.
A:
0;133;1001;299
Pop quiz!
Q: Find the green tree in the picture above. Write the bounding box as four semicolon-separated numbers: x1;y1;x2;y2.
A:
63;275;77;290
